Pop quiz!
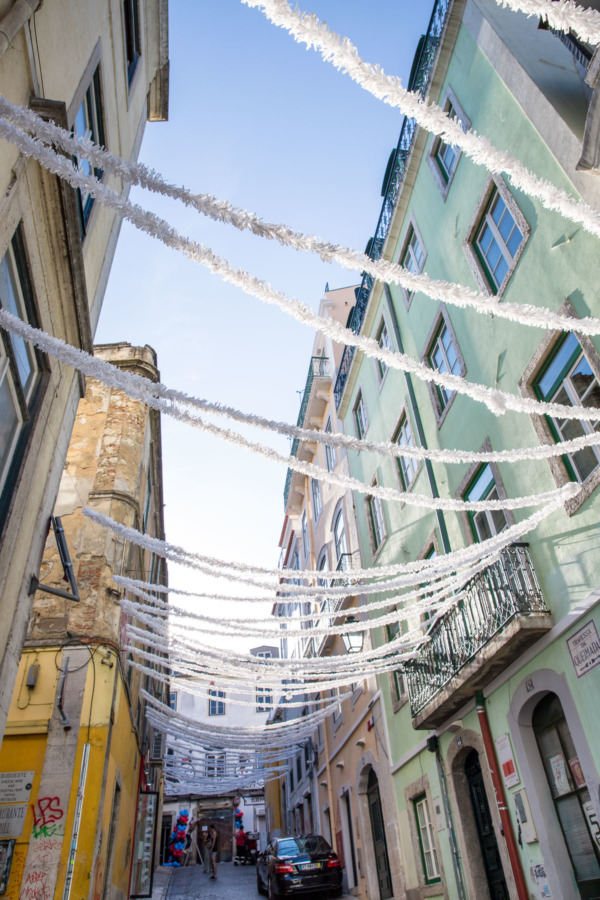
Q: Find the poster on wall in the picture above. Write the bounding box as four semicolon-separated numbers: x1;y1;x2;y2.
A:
0;840;15;894
549;754;570;796
494;733;520;788
130;792;158;898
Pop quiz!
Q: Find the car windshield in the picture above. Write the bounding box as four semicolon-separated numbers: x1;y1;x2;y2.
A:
277;836;331;857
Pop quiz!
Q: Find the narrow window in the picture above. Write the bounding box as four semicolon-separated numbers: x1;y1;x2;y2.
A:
427;321;461;412
302;510;309;560
400;222;426;305
394;413;419;490
464;177;529;298
429;90;470;197
208;689;225;716
367;488;386;553
333;509;348;565
475;189;523;292
311;479;322;522
376;319;391;382
123;0;141;85
464;463;508;542
0;230;44;517
71;65;105;238
324;417;337;472
534;332;600;484
353;390;369;439
414;795;441;883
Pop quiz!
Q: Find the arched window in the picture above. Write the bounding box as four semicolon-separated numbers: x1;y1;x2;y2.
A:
532;692;600;897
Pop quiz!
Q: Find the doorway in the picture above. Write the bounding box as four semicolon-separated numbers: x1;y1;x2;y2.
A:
367;769;393;900
464;750;509;900
533;692;600;899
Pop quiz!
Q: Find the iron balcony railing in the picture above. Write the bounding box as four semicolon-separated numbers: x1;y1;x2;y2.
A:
405;544;547;718
284;355;331;507
333;0;451;410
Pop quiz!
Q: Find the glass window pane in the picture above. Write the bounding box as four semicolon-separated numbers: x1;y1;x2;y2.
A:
0;371;21;481
537;335;579;399
506;226;523;256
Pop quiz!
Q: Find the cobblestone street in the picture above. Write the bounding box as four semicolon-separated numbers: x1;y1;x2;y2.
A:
152;863;352;900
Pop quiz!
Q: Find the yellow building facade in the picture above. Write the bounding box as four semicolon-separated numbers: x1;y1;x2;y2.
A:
0;344;167;900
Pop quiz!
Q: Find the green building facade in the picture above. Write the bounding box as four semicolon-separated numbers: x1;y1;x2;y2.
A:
333;1;600;898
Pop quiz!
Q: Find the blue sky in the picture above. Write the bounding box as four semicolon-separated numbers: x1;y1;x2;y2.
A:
95;1;434;641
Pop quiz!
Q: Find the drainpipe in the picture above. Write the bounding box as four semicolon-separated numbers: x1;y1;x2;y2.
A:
383;284;451;554
322;720;338;853
0;0;42;59
475;692;528;900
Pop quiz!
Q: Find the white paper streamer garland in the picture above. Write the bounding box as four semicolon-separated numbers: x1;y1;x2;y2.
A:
4;95;600;339
6;125;600;424
242;0;600;239
87;488;577;593
493;0;600;44
5;299;600;477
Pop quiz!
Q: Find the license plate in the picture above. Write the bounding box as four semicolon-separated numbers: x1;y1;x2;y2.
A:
300;863;320;871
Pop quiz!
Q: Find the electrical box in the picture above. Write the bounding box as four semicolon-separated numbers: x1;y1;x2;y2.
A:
26;664;40;688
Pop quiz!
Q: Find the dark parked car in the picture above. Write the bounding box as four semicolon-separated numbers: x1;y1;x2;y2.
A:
256;834;343;898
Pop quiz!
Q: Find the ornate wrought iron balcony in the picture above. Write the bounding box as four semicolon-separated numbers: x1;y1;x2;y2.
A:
333;0;451;410
405;545;552;730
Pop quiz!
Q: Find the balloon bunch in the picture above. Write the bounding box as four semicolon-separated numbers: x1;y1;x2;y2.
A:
165;809;190;866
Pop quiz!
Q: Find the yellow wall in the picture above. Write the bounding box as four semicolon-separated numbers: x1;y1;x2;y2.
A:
0;647;141;900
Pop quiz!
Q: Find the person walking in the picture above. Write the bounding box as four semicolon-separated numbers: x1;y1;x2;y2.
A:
235;825;246;863
208;823;219;879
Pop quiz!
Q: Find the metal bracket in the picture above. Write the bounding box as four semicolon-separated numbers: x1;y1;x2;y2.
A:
29;516;79;602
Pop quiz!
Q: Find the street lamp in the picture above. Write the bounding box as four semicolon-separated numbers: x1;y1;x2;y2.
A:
341;615;364;654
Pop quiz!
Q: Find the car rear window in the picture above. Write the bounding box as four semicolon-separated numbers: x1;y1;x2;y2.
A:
277;836;331;856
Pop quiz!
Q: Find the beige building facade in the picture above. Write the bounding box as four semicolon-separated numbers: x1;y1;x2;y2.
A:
0;0;168;740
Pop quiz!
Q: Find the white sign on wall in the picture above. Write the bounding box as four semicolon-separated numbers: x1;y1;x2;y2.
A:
494;733;520;788
0;772;34;804
0;806;27;838
567;620;600;678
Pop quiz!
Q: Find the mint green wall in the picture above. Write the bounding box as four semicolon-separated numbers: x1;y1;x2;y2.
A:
340;19;600;899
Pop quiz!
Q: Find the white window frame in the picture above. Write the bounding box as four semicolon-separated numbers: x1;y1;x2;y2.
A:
324;417;337;472
208;689;225;716
399;215;427;308
422;305;466;427
414;795;441;883
464;175;530;298
366;481;386;554
311;478;322;522
353;390;369;439
393;410;420;491
375;318;392;383
428;87;470;199
301;509;309;560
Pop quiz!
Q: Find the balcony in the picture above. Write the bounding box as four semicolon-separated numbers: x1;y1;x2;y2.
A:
405;545;552;730
284;355;332;510
334;0;451;409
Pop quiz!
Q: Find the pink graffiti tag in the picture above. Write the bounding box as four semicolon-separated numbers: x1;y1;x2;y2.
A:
31;798;63;829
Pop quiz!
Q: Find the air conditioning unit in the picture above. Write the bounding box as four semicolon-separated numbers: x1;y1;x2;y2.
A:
150;730;165;760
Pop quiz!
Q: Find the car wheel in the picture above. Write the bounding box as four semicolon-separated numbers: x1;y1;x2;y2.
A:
268;876;280;900
256;870;265;895
329;889;343;898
